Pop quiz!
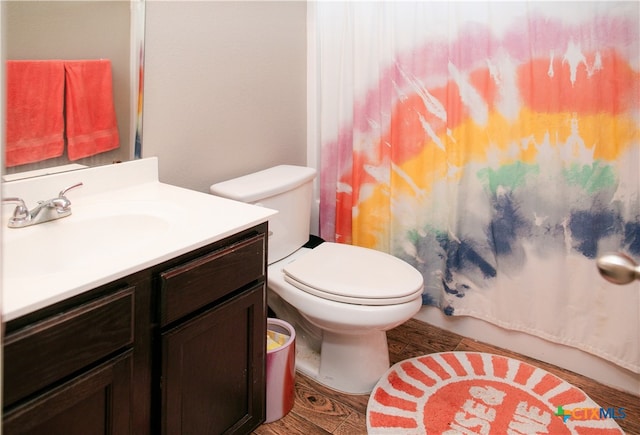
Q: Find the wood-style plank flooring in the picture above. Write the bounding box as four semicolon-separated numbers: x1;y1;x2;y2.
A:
253;318;640;435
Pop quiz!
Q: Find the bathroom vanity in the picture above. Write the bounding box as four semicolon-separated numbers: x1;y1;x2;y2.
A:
1;158;275;434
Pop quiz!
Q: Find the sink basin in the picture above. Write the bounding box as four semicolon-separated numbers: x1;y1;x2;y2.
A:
1;157;276;323
2;200;178;279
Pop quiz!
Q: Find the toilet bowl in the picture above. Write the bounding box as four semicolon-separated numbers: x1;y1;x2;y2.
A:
268;244;423;393
210;165;424;394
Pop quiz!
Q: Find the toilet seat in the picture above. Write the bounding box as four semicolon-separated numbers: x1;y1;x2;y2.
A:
282;242;424;305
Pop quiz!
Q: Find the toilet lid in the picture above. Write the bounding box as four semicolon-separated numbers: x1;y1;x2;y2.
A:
282;242;424;305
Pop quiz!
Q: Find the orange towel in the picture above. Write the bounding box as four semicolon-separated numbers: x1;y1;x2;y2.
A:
5;60;65;167
64;59;120;161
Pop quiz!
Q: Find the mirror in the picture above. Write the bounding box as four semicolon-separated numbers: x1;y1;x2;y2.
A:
3;0;144;180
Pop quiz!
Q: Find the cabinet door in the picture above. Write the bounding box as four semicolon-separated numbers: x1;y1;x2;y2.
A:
161;284;266;435
3;351;133;435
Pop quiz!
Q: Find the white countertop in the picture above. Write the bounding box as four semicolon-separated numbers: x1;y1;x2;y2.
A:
2;158;276;321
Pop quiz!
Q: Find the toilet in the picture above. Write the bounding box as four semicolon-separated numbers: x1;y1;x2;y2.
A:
210;165;424;394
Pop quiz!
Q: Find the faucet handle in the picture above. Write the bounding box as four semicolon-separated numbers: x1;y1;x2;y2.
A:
2;197;30;221
58;182;83;198
50;182;83;212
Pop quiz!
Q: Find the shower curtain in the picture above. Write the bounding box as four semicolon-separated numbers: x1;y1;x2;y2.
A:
311;1;640;374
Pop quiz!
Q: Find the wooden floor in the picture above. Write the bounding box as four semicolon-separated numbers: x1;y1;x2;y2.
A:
253;318;640;435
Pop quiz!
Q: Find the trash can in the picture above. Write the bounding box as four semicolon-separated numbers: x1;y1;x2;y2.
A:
265;318;296;423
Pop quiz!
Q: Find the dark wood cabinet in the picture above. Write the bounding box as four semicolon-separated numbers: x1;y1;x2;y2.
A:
161;284;265;434
3;223;268;435
158;228;267;434
3;286;136;435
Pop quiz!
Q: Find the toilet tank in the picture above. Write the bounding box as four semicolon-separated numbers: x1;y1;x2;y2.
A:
210;165;317;264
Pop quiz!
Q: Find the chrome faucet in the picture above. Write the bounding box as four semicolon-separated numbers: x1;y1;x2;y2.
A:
2;182;83;228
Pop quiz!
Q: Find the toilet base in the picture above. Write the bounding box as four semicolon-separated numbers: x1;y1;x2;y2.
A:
295;329;390;394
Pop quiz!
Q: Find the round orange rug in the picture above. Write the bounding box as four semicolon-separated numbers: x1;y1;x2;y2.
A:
367;352;625;434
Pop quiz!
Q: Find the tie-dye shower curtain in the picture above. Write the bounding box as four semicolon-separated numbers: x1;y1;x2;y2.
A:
312;1;640;373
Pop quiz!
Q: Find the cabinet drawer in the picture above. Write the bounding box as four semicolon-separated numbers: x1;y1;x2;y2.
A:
160;233;265;326
4;287;134;407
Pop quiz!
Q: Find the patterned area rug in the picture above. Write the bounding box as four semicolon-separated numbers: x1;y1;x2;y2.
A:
367;352;624;434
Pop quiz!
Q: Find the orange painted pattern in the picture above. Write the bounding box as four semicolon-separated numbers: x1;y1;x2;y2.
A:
369;411;418;429
532;373;564;397
466;352;487;376
513;362;536;386
418;355;452;381
387;371;424;398
373;387;417;412
400;360;437;388
334;50;639;249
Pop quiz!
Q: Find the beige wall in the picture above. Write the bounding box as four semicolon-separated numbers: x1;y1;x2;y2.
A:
143;1;307;193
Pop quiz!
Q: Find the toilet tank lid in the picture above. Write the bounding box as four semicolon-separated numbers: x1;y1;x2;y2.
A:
210;165;316;202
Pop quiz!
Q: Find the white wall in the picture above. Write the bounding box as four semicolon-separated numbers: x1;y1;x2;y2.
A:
143;1;307;193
